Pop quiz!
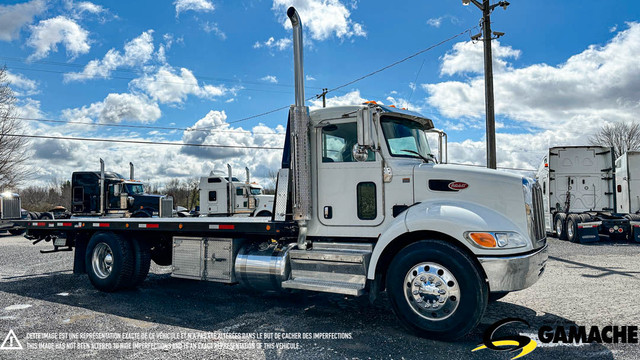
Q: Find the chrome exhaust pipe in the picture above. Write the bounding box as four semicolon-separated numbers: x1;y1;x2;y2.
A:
287;6;311;250
99;158;105;215
245;167;250;184
287;6;305;107
129;162;134;180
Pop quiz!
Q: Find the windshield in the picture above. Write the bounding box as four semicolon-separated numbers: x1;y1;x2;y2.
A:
125;184;145;195
250;188;262;195
380;117;432;160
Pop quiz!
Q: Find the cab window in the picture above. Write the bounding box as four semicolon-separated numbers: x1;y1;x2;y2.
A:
321;122;374;163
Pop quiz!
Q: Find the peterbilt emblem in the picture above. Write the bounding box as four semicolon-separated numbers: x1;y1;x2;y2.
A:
448;182;469;190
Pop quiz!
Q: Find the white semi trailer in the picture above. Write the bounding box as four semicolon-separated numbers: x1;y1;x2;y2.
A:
199;165;274;217
537;146;640;243
21;7;547;339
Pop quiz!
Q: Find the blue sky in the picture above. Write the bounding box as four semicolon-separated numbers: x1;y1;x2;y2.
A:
0;0;639;186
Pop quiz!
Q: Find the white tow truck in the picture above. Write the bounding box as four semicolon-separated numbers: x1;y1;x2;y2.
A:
21;7;547;339
199;165;274;217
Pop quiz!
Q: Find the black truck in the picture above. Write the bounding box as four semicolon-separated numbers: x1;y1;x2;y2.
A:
71;160;173;218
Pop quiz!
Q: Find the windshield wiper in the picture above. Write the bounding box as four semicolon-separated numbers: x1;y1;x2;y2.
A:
401;149;432;163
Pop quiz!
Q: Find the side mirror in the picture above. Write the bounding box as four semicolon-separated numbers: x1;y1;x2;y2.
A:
352;144;369;162
356;107;374;148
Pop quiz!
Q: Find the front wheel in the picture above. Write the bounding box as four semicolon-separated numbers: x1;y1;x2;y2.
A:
386;240;488;340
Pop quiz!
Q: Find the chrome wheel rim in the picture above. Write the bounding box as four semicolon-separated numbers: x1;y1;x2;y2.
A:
556;218;563;235
92;243;114;279
404;262;460;321
567;221;574;238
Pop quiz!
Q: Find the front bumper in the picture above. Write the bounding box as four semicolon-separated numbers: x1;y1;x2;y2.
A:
478;244;548;293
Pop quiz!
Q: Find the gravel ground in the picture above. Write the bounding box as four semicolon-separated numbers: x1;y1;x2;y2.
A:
1;234;640;359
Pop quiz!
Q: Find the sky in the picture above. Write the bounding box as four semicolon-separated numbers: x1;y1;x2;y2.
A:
0;0;639;189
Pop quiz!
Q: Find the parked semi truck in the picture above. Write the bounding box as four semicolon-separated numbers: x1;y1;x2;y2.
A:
72;160;173;218
0;192;28;235
199;165;274;217
21;7;547;339
536;146;640;243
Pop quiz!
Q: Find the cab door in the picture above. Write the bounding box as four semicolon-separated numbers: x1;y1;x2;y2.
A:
315;120;384;226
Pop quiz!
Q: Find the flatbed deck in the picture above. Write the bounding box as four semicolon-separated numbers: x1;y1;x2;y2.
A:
18;216;296;238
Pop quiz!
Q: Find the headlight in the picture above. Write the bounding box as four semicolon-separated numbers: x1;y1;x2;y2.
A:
465;231;528;249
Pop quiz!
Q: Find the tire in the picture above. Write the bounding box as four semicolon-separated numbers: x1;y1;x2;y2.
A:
85;232;135;292
624;214;640;221
488;292;509;302
8;228;25;236
128;238;151;288
386;240;488;340
39;212;54;220
255;211;272;217
554;213;567;240
132;209;152;218
566;214;581;243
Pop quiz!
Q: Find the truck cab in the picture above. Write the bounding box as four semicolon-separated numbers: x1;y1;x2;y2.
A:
199;166;275;217
72;165;173;218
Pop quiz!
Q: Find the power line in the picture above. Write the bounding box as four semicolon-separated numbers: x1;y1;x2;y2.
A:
11;116;287;136
324;28;472;95
0;133;284;150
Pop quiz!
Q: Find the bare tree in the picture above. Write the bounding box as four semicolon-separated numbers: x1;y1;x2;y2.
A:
589;122;640;159
0;66;30;189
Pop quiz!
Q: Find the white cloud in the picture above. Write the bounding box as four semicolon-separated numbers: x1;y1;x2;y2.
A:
272;0;366;41
260;75;278;84
422;22;640;169
181;110;285;163
309;89;368;110
27;16;90;60
306;75;316;81
62;93;161;124
427;17;442;28
202;22;226;40
174;0;215;17
384;95;423;113
440;40;520;76
5;71;38;96
0;0;46;41
64;30;154;81
131;66;236;104
253;36;291;51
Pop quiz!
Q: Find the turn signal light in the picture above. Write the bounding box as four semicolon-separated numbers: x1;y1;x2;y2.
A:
468;232;497;248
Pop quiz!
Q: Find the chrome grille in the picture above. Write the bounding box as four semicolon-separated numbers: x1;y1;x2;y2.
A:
531;183;546;243
1;195;21;220
160;197;174;218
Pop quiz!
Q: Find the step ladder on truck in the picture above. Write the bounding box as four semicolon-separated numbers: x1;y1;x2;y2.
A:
20;7;547;340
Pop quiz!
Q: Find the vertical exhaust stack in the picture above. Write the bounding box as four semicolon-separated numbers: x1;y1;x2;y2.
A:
99;158;105;215
287;6;311;250
227;164;235;214
129;162;134;180
245;167;250;184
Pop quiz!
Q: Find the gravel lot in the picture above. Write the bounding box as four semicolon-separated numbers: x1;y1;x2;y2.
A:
1;234;640;359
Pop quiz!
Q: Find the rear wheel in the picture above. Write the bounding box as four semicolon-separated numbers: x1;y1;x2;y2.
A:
554;213;567;240
566;214;581;243
8;228;25;236
255;210;272;217
386;240;487;340
624;214;640;221
85;232;134;292
129;238;151;287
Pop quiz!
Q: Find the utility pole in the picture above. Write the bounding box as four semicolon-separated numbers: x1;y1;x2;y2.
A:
317;88;328;108
462;0;509;169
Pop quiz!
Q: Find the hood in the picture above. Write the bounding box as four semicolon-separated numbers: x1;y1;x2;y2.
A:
412;163;529;236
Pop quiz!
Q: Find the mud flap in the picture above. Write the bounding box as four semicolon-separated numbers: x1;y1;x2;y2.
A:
576;221;601;243
631;222;640;243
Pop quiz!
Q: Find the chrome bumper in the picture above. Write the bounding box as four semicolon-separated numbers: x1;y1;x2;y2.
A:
478;244;548;293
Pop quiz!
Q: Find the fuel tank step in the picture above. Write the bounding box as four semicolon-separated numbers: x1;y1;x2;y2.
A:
281;242;372;296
